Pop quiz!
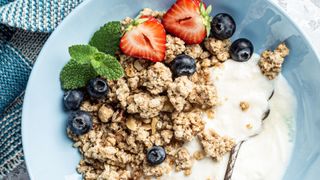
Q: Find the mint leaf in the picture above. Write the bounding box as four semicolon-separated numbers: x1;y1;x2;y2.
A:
89;21;122;55
60;60;97;90
69;45;98;64
91;53;124;80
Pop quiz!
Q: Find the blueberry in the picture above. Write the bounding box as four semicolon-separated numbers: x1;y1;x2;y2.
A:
229;38;254;62
63;90;84;110
68;111;92;135
147;146;166;165
211;13;236;40
87;77;109;99
170;54;196;77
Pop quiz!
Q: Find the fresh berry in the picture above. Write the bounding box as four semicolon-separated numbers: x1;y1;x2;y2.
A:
192;0;206;7
120;16;166;62
211;13;236;40
163;0;212;44
68;111;92;135
147;146;166;165
87;77;109;99
170;54;196;77
229;38;254;62
63;90;84;110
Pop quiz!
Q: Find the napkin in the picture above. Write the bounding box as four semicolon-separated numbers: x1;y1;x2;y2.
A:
0;0;83;177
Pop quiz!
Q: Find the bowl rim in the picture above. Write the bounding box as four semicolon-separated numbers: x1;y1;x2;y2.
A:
21;0;320;179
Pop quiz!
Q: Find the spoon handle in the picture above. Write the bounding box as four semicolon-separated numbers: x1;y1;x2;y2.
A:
224;140;245;180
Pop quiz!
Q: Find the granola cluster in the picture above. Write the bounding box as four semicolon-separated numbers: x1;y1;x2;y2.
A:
198;130;235;160
259;43;290;80
68;8;237;180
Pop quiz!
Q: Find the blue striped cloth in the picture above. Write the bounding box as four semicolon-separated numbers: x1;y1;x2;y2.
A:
0;0;83;177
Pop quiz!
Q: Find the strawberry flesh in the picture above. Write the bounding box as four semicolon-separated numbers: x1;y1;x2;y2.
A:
120;17;166;62
163;0;210;44
193;0;206;8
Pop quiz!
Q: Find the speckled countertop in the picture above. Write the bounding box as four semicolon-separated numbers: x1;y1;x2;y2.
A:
4;0;320;179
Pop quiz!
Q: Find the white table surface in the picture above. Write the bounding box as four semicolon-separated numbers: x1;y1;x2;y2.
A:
4;0;320;179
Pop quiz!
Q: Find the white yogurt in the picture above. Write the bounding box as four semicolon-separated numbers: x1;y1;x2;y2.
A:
161;54;296;180
209;54;274;142
232;75;296;180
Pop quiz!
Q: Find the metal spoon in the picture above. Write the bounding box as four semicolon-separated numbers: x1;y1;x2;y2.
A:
224;90;274;180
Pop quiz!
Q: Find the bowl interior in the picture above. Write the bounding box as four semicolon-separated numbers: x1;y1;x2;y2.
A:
22;0;320;179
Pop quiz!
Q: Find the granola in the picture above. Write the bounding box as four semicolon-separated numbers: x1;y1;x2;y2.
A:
167;76;194;112
127;92;166;119
174;148;193;172
204;37;231;62
172;109;205;142
198;129;235;160
66;8;241;180
165;34;186;63
142;62;173;95
259;43;290;80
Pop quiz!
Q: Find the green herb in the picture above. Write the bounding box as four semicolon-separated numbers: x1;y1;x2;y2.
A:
91;52;124;80
60;45;124;90
89;21;122;55
69;45;98;64
60;60;97;90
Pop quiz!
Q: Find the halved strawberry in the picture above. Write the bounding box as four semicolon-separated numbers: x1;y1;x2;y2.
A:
192;0;206;8
120;16;166;62
163;0;212;44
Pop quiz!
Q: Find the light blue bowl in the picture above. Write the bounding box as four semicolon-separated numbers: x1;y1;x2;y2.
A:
22;0;320;179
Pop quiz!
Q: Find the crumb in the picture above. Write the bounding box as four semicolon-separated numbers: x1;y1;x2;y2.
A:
193;150;205;160
126;117;138;131
206;109;215;119
246;123;253;129
98;105;114;123
240;101;250;112
184;169;192;176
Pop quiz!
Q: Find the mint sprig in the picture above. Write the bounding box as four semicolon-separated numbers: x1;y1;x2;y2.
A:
91;53;124;80
60;60;97;90
60;47;124;89
89;21;122;55
69;45;98;64
60;20;124;90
